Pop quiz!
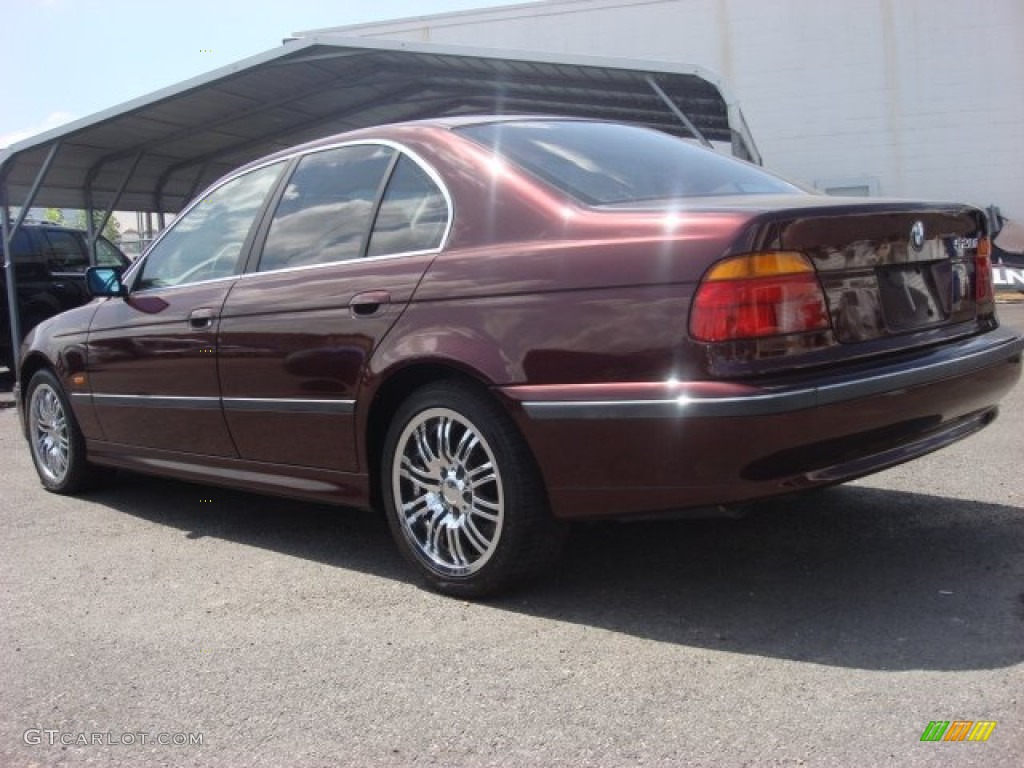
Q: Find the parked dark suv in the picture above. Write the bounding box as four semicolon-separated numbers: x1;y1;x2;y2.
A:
1;222;129;369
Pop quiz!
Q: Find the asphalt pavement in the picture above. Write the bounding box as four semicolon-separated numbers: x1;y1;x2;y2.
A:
0;304;1022;767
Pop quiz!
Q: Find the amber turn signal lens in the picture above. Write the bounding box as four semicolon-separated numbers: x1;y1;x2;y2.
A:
704;251;815;281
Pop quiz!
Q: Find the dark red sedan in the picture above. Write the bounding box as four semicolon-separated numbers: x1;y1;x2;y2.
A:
15;117;1023;596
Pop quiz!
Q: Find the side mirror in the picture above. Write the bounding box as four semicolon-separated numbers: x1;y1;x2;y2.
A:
85;266;126;297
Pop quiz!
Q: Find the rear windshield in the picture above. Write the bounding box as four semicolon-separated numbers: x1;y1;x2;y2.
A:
456;120;801;205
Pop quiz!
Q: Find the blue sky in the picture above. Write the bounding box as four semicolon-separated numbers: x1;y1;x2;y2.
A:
1;0;523;148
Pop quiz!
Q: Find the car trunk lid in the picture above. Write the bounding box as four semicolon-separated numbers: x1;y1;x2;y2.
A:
774;204;992;345
684;197;998;378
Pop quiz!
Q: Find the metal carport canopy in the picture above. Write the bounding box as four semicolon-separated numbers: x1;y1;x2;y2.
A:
1;35;760;372
0;35;759;216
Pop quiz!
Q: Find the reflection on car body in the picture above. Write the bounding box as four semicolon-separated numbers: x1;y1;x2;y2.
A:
15;117;1024;596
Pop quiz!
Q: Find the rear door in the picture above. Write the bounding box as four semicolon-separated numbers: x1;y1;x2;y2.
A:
218;144;450;471
6;228;53;320
86;160;287;455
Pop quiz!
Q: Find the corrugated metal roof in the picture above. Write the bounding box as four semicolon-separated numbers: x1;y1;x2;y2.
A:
0;36;758;214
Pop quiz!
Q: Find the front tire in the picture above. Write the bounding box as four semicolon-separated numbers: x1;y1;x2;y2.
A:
25;369;103;493
381;380;564;597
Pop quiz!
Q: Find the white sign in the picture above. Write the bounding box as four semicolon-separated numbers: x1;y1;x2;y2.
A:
993;266;1024;290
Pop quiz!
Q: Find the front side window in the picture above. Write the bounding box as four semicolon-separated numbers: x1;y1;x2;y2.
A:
457;120;802;205
258;145;395;272
94;237;128;268
367;156;448;258
137;161;284;290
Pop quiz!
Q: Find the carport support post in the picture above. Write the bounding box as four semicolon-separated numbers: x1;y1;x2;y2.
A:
2;189;20;374
2;140;61;380
84;191;95;260
726;103;762;166
86;151;143;256
645;76;713;150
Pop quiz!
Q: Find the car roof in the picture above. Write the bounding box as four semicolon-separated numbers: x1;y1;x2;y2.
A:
9;221;89;234
230;115;597;176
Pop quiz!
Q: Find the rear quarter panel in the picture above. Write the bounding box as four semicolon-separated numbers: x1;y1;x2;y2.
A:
369;214;745;391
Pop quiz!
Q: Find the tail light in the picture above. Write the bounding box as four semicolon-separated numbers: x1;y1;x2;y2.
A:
975;237;994;304
690;251;831;342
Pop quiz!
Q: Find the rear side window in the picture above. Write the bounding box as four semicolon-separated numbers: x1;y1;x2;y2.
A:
258;144;395;272
457;120;801;205
2;229;35;261
367;156;447;258
5;229;47;281
40;230;89;272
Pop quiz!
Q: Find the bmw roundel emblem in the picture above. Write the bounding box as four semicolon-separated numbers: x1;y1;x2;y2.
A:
910;220;925;252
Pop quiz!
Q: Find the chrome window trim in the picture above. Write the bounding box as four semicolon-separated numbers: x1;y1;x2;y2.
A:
123;274;241;295
126;139;453;294
236;246;441;280
250;139;453;276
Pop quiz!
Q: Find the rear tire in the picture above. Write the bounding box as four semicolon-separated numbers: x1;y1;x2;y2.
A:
25;369;109;493
381;380;564;598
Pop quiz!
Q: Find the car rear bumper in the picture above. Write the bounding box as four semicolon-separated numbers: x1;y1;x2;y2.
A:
501;328;1024;519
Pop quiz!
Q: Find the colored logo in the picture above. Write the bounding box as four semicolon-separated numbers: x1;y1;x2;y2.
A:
920;720;996;742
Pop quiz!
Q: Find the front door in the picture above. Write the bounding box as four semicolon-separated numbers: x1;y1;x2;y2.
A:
86;161;287;456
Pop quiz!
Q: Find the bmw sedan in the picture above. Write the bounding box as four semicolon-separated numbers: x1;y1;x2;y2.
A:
16;117;1024;596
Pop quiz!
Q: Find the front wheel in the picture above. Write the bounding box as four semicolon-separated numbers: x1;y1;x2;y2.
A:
25;369;106;493
381;380;564;597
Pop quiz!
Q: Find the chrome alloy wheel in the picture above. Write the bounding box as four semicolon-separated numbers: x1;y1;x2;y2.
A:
29;382;71;485
391;407;505;576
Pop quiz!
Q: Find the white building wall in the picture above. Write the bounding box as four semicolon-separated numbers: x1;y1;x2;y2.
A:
304;0;1024;219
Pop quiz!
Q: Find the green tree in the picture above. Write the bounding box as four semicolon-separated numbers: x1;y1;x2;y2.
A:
73;210;121;242
43;208;64;224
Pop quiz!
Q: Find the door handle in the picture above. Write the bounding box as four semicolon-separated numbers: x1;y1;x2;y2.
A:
349;290;391;318
188;308;217;329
